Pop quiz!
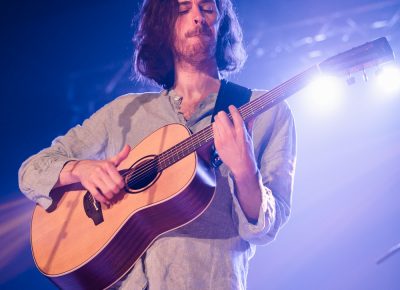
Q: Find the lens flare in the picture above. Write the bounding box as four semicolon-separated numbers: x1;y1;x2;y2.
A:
304;75;345;116
376;66;400;94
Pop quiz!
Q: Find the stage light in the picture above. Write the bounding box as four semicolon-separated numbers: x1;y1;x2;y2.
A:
303;75;345;116
376;65;400;94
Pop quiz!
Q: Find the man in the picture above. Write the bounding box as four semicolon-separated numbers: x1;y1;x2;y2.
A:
19;0;296;289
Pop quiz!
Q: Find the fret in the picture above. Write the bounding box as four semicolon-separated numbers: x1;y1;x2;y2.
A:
152;38;395;172
154;66;318;171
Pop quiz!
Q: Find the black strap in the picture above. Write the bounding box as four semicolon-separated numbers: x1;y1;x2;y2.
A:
210;79;252;168
211;79;252;122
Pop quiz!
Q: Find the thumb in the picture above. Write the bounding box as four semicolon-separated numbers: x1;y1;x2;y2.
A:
110;144;131;166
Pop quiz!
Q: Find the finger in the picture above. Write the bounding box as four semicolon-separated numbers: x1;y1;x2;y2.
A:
110;144;131;167
104;162;125;189
216;111;234;130
215;112;235;140
212;122;221;148
93;174;115;200
99;169;121;195
85;182;110;205
228;105;246;135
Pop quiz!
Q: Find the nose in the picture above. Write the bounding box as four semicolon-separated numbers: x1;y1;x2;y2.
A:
192;6;205;25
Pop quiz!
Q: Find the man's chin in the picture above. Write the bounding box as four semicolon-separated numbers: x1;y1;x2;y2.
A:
174;41;216;61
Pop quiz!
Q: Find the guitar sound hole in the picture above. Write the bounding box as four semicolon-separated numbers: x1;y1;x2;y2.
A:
125;156;160;193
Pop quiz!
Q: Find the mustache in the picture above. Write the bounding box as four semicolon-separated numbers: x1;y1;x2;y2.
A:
185;26;213;38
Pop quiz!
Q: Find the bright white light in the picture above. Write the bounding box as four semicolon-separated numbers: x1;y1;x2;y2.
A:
304;75;345;116
376;66;400;94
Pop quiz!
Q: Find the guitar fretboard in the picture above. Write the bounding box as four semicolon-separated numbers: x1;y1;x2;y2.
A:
155;65;319;171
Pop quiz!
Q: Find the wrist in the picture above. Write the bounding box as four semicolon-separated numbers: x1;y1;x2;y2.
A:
62;160;81;183
232;167;258;183
231;170;262;222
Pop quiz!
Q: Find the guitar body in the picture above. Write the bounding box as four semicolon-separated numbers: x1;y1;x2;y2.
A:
31;123;216;290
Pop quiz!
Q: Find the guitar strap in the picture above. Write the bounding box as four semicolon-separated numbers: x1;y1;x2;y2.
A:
211;79;252;122
210;79;252;167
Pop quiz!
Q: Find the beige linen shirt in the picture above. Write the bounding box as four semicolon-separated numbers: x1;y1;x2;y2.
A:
19;88;296;290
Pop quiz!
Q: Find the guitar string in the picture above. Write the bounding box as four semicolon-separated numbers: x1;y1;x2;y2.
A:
124;38;391;182
122;67;315;187
146;65;315;170
122;67;316;186
126;70;296;179
150;64;316;168
122;67;315;186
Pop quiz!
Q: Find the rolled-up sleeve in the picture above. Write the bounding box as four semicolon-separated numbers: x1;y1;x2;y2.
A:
18;103;111;210
230;100;296;245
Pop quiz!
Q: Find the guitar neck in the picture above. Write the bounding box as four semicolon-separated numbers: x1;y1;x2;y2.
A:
155;65;319;171
155;37;394;170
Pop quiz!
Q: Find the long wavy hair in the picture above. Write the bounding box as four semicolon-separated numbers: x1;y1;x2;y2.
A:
133;0;247;89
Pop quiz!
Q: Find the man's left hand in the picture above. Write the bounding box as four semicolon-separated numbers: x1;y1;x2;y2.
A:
212;105;257;181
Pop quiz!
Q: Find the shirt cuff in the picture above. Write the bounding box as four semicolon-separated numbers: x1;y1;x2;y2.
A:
19;156;77;210
228;171;276;243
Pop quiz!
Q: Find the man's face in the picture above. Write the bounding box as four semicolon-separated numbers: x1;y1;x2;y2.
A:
173;0;220;62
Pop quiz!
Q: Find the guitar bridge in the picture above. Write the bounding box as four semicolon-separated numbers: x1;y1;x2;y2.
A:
83;192;104;225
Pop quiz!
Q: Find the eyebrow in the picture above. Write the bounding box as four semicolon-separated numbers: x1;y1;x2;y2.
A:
178;0;215;6
178;1;191;7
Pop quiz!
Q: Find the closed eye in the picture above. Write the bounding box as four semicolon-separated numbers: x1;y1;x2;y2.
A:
201;8;214;13
179;9;190;15
200;3;215;13
177;1;216;15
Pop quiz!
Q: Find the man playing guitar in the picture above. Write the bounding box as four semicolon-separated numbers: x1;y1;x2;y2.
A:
19;0;296;289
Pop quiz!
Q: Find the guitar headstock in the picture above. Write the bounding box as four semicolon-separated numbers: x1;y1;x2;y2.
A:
319;37;395;76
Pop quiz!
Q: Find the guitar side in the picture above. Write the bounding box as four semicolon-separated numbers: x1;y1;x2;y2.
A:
31;123;216;290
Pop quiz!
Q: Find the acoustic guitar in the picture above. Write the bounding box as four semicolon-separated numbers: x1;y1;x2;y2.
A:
30;37;394;289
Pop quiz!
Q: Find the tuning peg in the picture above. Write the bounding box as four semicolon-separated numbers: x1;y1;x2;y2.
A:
346;73;355;85
363;68;368;82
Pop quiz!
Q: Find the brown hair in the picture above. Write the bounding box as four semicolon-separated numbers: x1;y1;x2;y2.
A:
133;0;247;89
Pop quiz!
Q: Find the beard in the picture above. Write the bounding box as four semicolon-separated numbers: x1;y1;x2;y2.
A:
173;28;217;64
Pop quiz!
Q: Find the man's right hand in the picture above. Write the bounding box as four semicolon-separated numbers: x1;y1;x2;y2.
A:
55;144;131;205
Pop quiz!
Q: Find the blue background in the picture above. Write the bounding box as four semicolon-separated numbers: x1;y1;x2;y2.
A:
1;0;399;289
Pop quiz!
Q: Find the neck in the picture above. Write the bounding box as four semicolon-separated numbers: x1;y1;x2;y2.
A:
173;57;220;102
